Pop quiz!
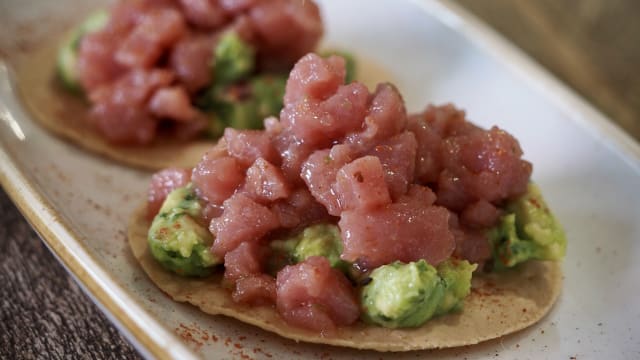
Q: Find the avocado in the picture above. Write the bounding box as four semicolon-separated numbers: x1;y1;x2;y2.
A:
250;74;286;121
488;183;567;270
197;73;286;133
267;224;350;274
213;31;255;85
361;259;476;328
148;185;221;276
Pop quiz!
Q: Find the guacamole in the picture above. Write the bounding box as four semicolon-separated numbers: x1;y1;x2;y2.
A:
148;185;220;276
488;183;567;270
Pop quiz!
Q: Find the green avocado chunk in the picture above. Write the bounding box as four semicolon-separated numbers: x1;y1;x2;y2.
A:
488;183;567;270
361;259;476;328
213;31;255;85
148;185;221;276
198;73;286;135
57;9;109;92
267;224;350;274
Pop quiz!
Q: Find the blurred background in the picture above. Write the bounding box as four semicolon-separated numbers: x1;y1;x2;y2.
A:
455;0;640;140
1;1;639;359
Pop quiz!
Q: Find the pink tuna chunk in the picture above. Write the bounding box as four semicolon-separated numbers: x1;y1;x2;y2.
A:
90;101;157;145
210;193;279;256
335;156;391;212
169;33;215;93
147;167;192;219
249;0;323;70
283;53;345;104
276;256;359;331
460;199;501;229
224;128;279;166
178;0;228;29
77;31;126;90
437;126;532;210
223;241;266;283
232;274;277;305
89;68;175;106
148;86;198;122
345;83;407;149
244;158;291;203
88;67;173;144
270;187;330;229
300;145;355;216
280;82;369;147
192;155;245;205
366;131;417;199
339;200;455;269
115;8;186;68
449;212;492;264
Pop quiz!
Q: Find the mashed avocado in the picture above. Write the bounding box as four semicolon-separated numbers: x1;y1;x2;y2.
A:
214;31;255;84
57;10;109;91
361;259;476;328
488;183;567;270
197;73;286;134
148;185;220;276
268;224;349;273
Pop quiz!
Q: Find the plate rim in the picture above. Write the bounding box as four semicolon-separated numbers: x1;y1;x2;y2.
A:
1;0;639;359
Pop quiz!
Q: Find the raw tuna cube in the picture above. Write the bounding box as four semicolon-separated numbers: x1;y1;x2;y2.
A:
335;156;391;211
276;256;359;331
244;158;291;203
211;193;279;256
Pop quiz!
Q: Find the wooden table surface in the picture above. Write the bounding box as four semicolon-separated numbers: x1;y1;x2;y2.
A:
1;1;638;359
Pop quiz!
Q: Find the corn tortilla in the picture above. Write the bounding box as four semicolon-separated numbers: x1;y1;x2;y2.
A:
128;204;562;351
12;42;214;170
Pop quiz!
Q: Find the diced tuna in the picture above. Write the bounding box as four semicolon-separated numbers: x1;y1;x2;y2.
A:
178;0;228;29
366;131;417;199
274;131;315;184
270;187;330;229
192;155;245;205
437;126;532;210
339;201;455;269
345;83;407;149
147;167;192;219
249;0;323;70
224;128;279;166
115;8;186;68
169;33;215;93
223;241;266;283
283;53;345;104
90;101;157;144
397;184;437;206
244;158;290;203
148;86;198;122
460;199;500;229
449;212;492;264
281;82;369;148
276;256;359;331
210;193;279;256
89;68;175;106
232;274;277;305
77;31;126;90
220;0;257;14
408;113;443;184
334;156;391;212
300;145;354;216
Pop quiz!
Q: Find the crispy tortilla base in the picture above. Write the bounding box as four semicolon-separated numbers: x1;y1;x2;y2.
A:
128;204;562;351
11;43;214;170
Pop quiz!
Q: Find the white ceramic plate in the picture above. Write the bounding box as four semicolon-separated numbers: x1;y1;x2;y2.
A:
1;0;639;359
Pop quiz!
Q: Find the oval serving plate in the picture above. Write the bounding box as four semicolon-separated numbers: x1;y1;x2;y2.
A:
1;0;639;359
